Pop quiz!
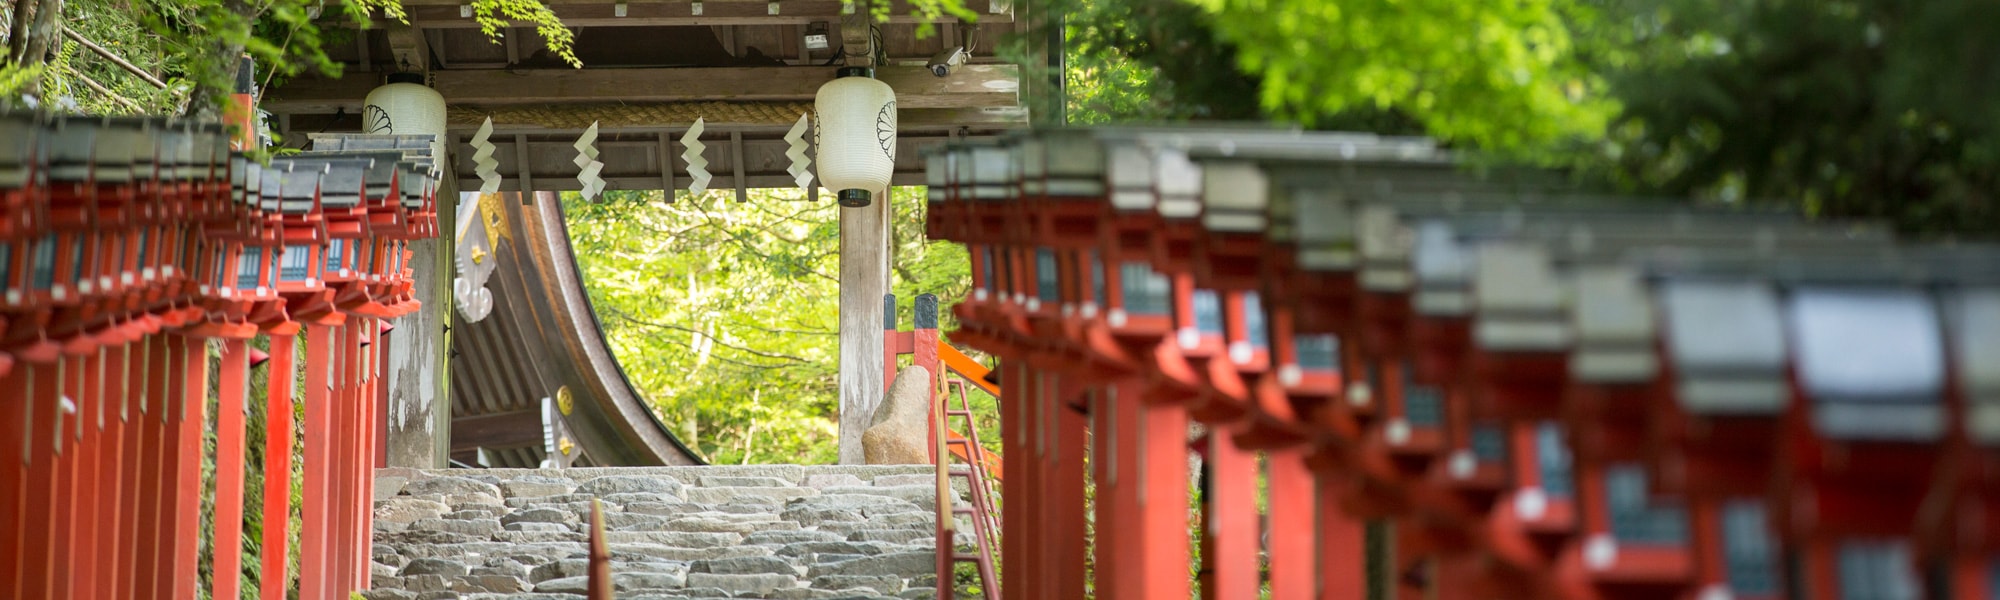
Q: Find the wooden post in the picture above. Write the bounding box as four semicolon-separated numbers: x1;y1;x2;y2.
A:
213;338;250;600
1207;426;1260;600
173;337;208;600
1052;381;1090;598
262;333;297;599
838;189;890;464
302;324;332;600
0;354;24;598
1267;446;1316;600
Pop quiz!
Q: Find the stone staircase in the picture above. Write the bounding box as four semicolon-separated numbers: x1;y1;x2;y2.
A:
364;465;973;600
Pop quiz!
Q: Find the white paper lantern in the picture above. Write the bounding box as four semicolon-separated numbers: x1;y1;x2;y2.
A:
814;67;897;207
363;73;448;172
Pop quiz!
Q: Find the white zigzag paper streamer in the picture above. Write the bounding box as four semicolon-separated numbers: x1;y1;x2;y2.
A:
682;117;711;196
573;121;606;200
471;117;501;194
784;113;813;195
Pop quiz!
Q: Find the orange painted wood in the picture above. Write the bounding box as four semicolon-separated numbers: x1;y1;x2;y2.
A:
1206;427;1260;600
0;362;27;599
1051;378;1090;599
135;335;171;600
115;342;146;600
999;362;1023;600
53;356;82;600
17;363;59;600
1091;385;1129;600
262;332;298;600
1317;469;1369;600
1135;393;1191;600
173;337;209;600
76;351;103;600
301;324;332;600
1267;447;1316;600
212;338;251;600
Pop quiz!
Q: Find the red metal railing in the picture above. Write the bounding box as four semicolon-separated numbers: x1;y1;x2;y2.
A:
1;110;439;599
927;128;2000;600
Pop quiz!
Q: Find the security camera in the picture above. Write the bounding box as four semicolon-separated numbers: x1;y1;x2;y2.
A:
928;46;968;77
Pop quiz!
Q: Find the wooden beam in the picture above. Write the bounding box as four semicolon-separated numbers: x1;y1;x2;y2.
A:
265;65;1020;113
390;0;1011;28
384;24;429;73
449;410;543;451
730;130;747;202
841;1;874;67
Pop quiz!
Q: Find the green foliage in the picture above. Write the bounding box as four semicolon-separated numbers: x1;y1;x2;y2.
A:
565;187;972;464
469;0;578;68
1598;0;2000;235
1179;0;1616;155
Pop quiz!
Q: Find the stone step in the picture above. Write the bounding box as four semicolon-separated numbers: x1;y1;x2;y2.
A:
369;465;972;600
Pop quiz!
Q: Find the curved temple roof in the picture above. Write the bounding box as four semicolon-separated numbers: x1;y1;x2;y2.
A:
449;191;704;467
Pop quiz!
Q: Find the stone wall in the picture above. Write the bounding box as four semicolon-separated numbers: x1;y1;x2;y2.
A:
365;466;978;600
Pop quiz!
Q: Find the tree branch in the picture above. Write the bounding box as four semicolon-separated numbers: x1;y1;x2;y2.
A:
606;309;814;364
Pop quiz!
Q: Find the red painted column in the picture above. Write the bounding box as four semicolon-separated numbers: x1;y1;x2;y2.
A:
75;350;103;600
135;335;171;600
1267;446;1317;600
999;361;1024;600
173;336;209;600
213;337;251;599
97;345;134;600
1091;385;1128;600
1020;368;1047;600
1317;467;1368;600
1134;387;1192;600
15;363;59;600
1051;375;1090;599
263;332;298;600
302;323;333;600
0;359;28;598
1206;424;1260;600
357;321;377;592
116;340;146;600
54;355;83;600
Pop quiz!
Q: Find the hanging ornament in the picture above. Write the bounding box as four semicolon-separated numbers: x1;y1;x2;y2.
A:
814;67;896;207
362;72;448;169
785;112;815;197
470;117;501;194
453;192;501;323
682;117;711;197
573;121;606;201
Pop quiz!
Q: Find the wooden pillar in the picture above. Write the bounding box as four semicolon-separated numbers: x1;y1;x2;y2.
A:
17;362;58;600
1318;466;1369;600
75;350;104;600
136;335;171;600
302;323;333;600
55;355;83;600
213;338;251;599
1000;361;1025;600
115;340;146;600
1268;446;1316;600
838;191;891;464
173;336;208;600
1051;379;1090;598
262;332;298;599
1207;424;1261;600
1136;385;1193;599
0;353;24;598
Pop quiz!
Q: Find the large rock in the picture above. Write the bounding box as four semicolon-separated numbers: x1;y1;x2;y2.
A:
375;498;453;524
576;475;685;497
402;476;503;499
811;552;934;579
500;476;576;499
691;555;802;575
401;557;471;577
684;572;800;596
863;366;933;465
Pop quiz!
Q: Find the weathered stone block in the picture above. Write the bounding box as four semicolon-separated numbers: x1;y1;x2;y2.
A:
813;574;905;595
697;475;793;488
683;486;818;505
804;474;868;489
746;530;848;546
684;572;800;596
410;517;502;537
403;476;503;499
501;476;576;498
503;507;578;526
401;557;471;577
810;551;935;579
576;475;685;497
691;555;801;576
375;498;453;523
